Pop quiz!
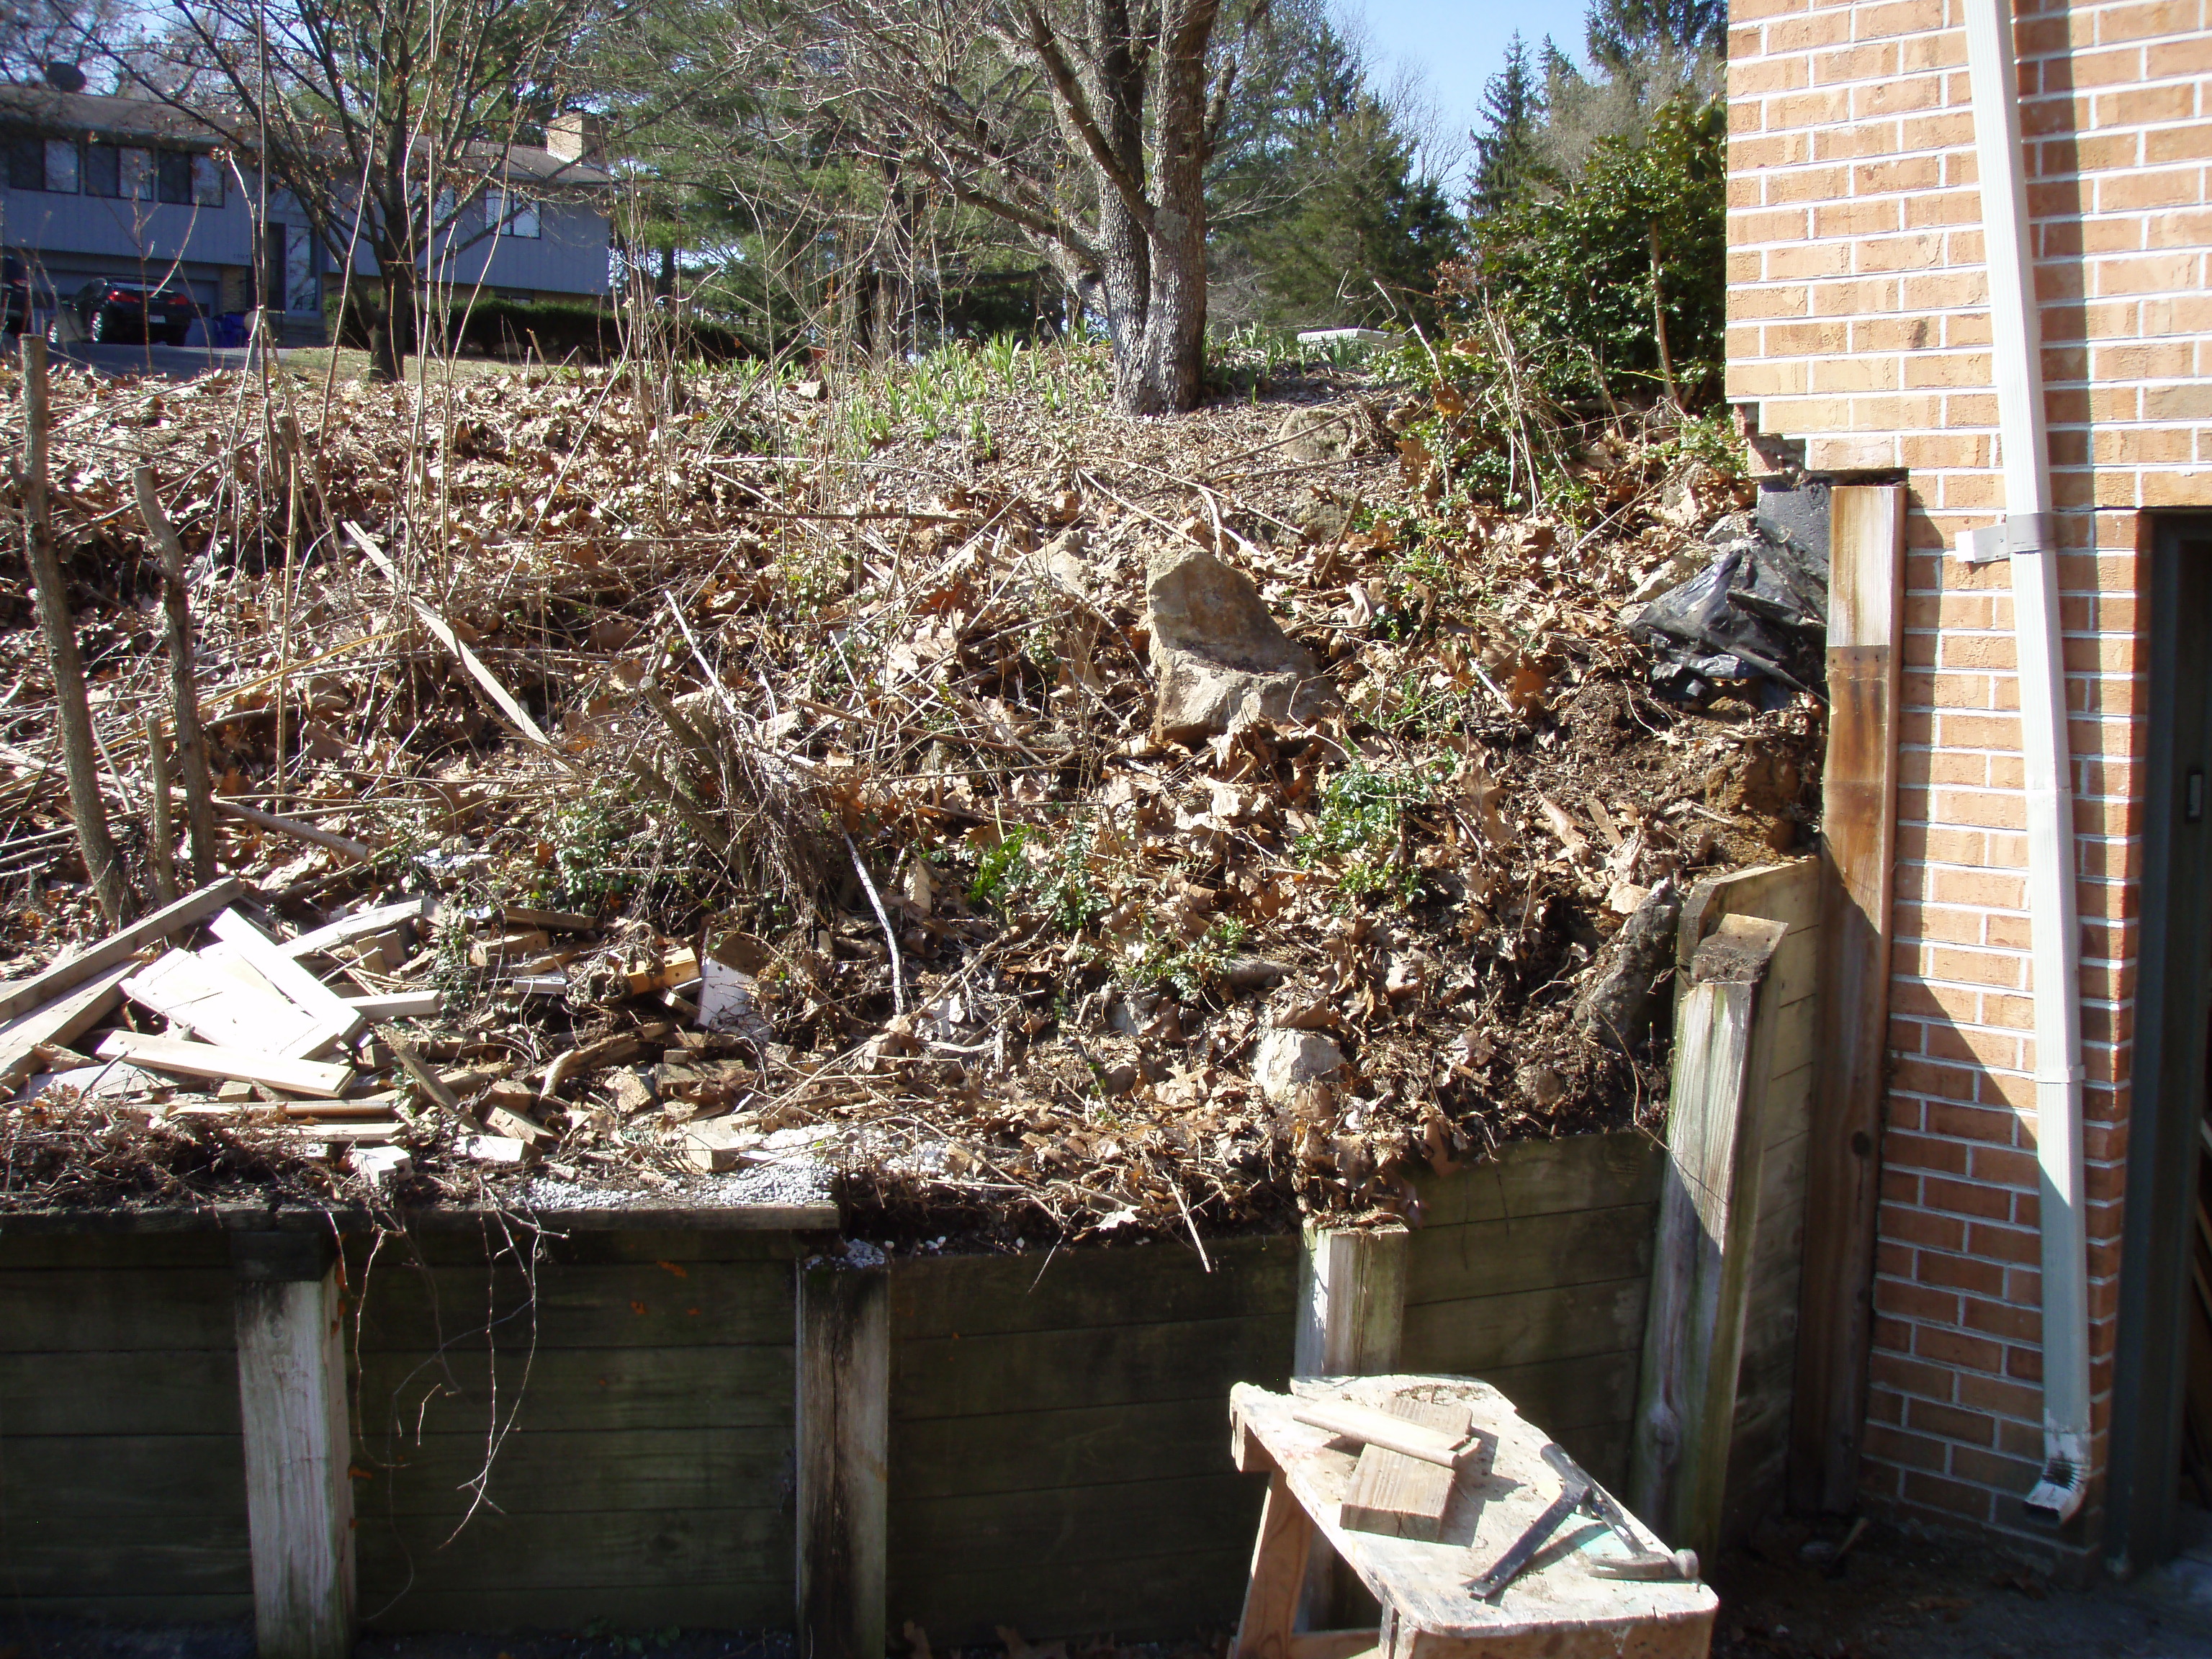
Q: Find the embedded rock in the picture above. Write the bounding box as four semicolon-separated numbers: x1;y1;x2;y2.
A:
1147;547;1332;742
1254;1028;1345;1103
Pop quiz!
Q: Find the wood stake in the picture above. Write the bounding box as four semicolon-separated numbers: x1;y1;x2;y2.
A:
134;463;220;886
22;334;128;922
145;714;179;905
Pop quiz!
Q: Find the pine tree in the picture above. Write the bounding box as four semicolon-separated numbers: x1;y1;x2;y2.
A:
1471;32;1542;217
1586;0;1727;80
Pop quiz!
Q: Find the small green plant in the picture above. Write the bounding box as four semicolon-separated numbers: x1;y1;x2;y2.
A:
539;786;644;910
1125;916;1251;999
1296;763;1439;906
968;814;1109;932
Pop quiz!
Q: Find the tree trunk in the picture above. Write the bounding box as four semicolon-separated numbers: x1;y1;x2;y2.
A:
370;263;414;382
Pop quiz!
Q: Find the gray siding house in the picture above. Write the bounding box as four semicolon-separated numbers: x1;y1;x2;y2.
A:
0;87;613;343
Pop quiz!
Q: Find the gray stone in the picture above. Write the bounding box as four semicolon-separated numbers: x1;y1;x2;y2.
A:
1573;878;1685;1052
1254;1028;1345;1103
1147;546;1332;742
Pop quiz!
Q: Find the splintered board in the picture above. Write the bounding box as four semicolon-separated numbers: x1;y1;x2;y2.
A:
1338;1394;1473;1542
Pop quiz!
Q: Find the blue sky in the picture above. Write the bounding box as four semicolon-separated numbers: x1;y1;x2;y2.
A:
1349;1;1563;189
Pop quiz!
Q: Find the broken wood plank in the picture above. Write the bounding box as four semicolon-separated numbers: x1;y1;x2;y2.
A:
122;948;323;1054
279;897;433;960
1338;1395;1470;1542
206;909;367;1047
0;960;135;1079
341;991;441;1020
96;1031;356;1099
0;876;242;1025
377;1028;487;1132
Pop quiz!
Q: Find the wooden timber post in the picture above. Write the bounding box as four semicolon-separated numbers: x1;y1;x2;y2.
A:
1293;1219;1407;1627
1791;483;1905;1514
1631;914;1791;1560
230;1231;354;1659
796;1241;889;1659
1295;1218;1408;1377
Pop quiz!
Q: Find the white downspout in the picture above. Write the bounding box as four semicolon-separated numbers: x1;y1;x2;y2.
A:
1961;0;2092;1525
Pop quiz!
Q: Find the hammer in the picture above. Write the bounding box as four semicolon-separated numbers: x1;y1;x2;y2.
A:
1541;1444;1700;1583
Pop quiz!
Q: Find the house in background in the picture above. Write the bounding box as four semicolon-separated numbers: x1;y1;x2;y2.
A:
0;86;613;345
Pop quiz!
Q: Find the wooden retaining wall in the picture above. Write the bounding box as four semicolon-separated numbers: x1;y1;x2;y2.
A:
0;1129;1665;1640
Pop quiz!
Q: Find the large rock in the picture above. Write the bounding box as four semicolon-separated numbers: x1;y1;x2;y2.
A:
1147;547;1332;742
1254;1028;1345;1103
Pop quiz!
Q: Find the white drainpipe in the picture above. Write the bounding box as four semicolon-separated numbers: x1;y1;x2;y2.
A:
1961;0;2091;1525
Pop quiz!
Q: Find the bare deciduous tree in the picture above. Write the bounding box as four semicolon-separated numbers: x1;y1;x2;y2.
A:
763;0;1269;414
119;0;592;379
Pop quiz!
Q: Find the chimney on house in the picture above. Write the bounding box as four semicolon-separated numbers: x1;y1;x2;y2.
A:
545;111;606;167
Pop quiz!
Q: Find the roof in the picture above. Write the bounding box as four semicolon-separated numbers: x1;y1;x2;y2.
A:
0;83;615;187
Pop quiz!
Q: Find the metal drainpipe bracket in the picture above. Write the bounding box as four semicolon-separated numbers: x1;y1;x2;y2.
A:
1957;511;2056;565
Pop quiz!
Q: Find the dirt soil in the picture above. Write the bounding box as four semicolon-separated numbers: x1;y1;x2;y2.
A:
0;341;1820;1241
1708;1519;2208;1658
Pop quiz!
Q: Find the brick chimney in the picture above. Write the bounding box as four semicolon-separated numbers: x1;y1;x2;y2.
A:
545;111;606;166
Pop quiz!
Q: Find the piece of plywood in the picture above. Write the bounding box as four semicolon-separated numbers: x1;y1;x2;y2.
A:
0;877;242;1025
1339;1396;1470;1542
96;1032;355;1099
0;959;134;1079
1793;482;1904;1515
124;949;323;1055
204;909;367;1053
277;897;433;960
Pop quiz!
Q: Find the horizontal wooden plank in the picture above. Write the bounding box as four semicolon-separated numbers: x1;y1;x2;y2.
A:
0;1350;240;1434
361;1582;791;1632
891;1470;1262;1578
894;1233;1296;1340
354;1505;788;1593
0;1434;246;1519
0;1233;233;1270
360;1428;790;1518
355;1344;791;1434
1406;1203;1655;1308
1458;1349;1641;1440
0;1519;249;1596
891;1395;1244;1501
1411;1132;1663;1228
348;1227;802;1270
894;1313;1291;1421
0;1595;252;1622
888;1544;1256;1645
0;1268;235;1352
351;1258;791;1352
1399;1275;1649;1374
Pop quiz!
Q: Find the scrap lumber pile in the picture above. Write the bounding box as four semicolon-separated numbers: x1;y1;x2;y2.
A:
0;345;1822;1239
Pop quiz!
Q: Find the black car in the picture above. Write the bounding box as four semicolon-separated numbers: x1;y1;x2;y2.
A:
50;279;198;346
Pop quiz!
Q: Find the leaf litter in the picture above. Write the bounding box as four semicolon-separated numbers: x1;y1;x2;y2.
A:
0;342;1822;1246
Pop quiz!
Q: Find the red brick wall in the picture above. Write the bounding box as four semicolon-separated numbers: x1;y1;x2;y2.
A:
1727;0;2206;1556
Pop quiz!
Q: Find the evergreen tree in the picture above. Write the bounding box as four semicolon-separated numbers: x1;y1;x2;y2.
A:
1586;0;1727;76
1470;31;1542;217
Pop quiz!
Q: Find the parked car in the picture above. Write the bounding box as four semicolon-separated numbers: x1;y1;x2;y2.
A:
48;279;198;346
0;258;27;335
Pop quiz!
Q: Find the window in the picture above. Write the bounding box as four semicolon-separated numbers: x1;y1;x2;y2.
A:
120;147;153;200
157;150;191;204
42;138;77;194
82;143;120;198
6;134;40;190
489;186;539;238
189;153;223;207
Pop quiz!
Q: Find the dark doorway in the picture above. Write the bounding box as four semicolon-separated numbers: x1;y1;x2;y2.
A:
2110;517;2212;1573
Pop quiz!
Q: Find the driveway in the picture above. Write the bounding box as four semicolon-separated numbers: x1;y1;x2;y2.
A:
45;339;262;380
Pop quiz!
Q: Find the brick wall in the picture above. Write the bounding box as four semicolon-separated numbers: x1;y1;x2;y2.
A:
1727;0;2208;1556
